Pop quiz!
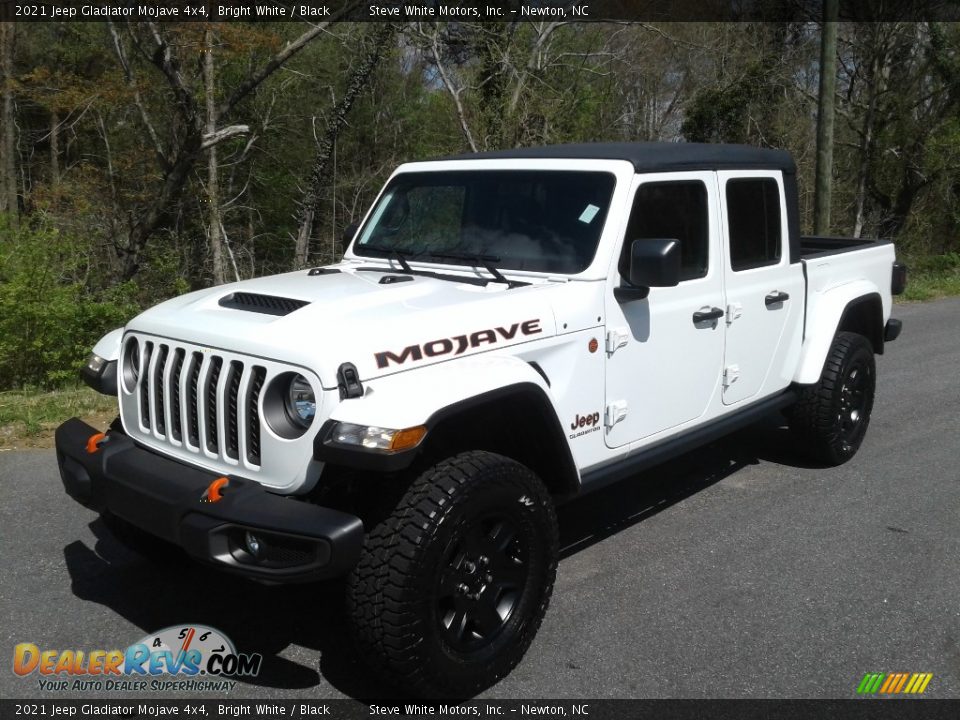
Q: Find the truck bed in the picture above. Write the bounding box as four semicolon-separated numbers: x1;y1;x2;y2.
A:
799;235;892;259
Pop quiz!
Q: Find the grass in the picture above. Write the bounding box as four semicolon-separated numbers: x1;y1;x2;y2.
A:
0;386;117;449
898;252;960;302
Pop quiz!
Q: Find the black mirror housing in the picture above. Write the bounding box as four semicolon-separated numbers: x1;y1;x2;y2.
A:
626;238;681;289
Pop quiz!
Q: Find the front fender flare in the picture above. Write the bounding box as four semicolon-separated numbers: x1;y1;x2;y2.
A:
314;356;577;490
93;327;125;362
327;355;553;429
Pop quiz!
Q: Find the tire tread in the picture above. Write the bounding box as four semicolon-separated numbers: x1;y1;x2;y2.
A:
348;450;558;697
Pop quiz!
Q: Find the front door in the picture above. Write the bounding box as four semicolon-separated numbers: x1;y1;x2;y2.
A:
604;172;726;449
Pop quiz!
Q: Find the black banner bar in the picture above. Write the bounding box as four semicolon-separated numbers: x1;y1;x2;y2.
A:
2;0;960;23
3;699;960;720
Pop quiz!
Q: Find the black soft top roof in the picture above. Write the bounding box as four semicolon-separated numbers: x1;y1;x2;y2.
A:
442;142;796;175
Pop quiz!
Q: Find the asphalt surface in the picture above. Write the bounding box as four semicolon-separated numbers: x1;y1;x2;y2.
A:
1;298;958;701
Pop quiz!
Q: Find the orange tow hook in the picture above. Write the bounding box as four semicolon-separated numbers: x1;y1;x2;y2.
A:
85;432;107;454
203;477;230;503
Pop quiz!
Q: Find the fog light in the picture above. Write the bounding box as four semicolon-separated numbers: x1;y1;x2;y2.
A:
244;531;263;557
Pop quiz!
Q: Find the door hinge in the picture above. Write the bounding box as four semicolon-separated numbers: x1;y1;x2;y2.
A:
723;365;740;388
605;400;628;428
606;327;630;355
726;302;743;325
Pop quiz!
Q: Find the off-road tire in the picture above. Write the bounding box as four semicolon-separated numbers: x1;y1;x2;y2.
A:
788;331;876;465
347;451;559;698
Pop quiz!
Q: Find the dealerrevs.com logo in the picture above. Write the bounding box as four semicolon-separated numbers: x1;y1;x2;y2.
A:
13;624;261;692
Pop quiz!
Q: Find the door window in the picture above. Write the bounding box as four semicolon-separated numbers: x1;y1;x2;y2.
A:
620;181;709;282
726;178;782;271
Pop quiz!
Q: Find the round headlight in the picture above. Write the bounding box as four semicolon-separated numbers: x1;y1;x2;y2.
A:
284;374;316;428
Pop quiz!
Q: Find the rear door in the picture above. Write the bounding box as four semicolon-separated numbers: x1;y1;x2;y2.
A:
604;172;725;448
718;171;804;405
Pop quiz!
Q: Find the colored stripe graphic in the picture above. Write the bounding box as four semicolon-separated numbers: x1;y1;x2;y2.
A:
857;672;933;694
879;674;897;693
857;673;886;694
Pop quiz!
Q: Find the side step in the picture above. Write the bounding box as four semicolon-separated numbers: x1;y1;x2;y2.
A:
578;389;797;496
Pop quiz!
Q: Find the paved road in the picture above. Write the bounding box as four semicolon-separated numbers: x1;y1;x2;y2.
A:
2;298;958;701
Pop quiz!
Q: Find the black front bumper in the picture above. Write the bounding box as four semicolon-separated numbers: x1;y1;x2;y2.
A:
55;418;364;583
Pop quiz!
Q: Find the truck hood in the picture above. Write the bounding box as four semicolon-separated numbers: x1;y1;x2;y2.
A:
126;264;559;389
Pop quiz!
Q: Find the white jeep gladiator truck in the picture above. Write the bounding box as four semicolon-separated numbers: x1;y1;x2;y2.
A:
57;142;906;697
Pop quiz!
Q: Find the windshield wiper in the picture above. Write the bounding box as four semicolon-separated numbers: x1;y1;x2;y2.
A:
424;251;524;288
356;243;415;273
355;244;489;287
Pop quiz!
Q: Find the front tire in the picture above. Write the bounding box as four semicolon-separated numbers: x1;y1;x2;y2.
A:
347;451;558;698
788;331;876;465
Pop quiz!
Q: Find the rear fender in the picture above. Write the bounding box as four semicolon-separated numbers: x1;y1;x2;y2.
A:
794;281;887;384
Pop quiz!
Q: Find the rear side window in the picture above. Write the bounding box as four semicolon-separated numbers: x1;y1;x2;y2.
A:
726;178;782;271
621;181;709;282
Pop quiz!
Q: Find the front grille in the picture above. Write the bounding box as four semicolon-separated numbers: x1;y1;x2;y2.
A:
125;340;283;470
140;342;153;428
153;344;169;436
247;367;266;466
168;348;185;442
187;352;202;446
225;361;242;460
204;357;223;453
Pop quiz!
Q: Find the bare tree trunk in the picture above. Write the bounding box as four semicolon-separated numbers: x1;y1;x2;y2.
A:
49;109;60;187
0;22;18;227
49;22;63;190
294;24;394;267
205;28;226;285
112;14;349;280
853;35;887;238
813;0;838;235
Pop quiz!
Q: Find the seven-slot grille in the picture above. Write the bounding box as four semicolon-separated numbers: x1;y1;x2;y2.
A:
129;339;269;468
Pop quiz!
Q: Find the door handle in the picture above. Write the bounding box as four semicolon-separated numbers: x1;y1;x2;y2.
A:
692;307;724;324
765;291;790;306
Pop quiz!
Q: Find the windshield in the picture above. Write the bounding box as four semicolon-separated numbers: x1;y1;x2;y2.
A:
353;170;616;274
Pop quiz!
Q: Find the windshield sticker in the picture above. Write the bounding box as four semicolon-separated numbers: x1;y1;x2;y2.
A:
578;204;600;224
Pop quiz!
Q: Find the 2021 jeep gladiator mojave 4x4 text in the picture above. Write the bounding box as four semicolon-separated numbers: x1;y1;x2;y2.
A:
58;143;906;696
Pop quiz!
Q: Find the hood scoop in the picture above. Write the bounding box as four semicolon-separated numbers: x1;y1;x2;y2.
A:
218;291;309;317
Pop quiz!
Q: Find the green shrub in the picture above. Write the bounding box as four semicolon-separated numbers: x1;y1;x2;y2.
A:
0;214;140;390
898;251;960;301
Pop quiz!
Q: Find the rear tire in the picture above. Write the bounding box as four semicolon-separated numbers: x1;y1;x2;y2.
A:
788;331;876;466
347;451;558;698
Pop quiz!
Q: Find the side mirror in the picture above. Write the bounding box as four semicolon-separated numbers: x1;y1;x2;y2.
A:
340;222;359;246
616;238;681;302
